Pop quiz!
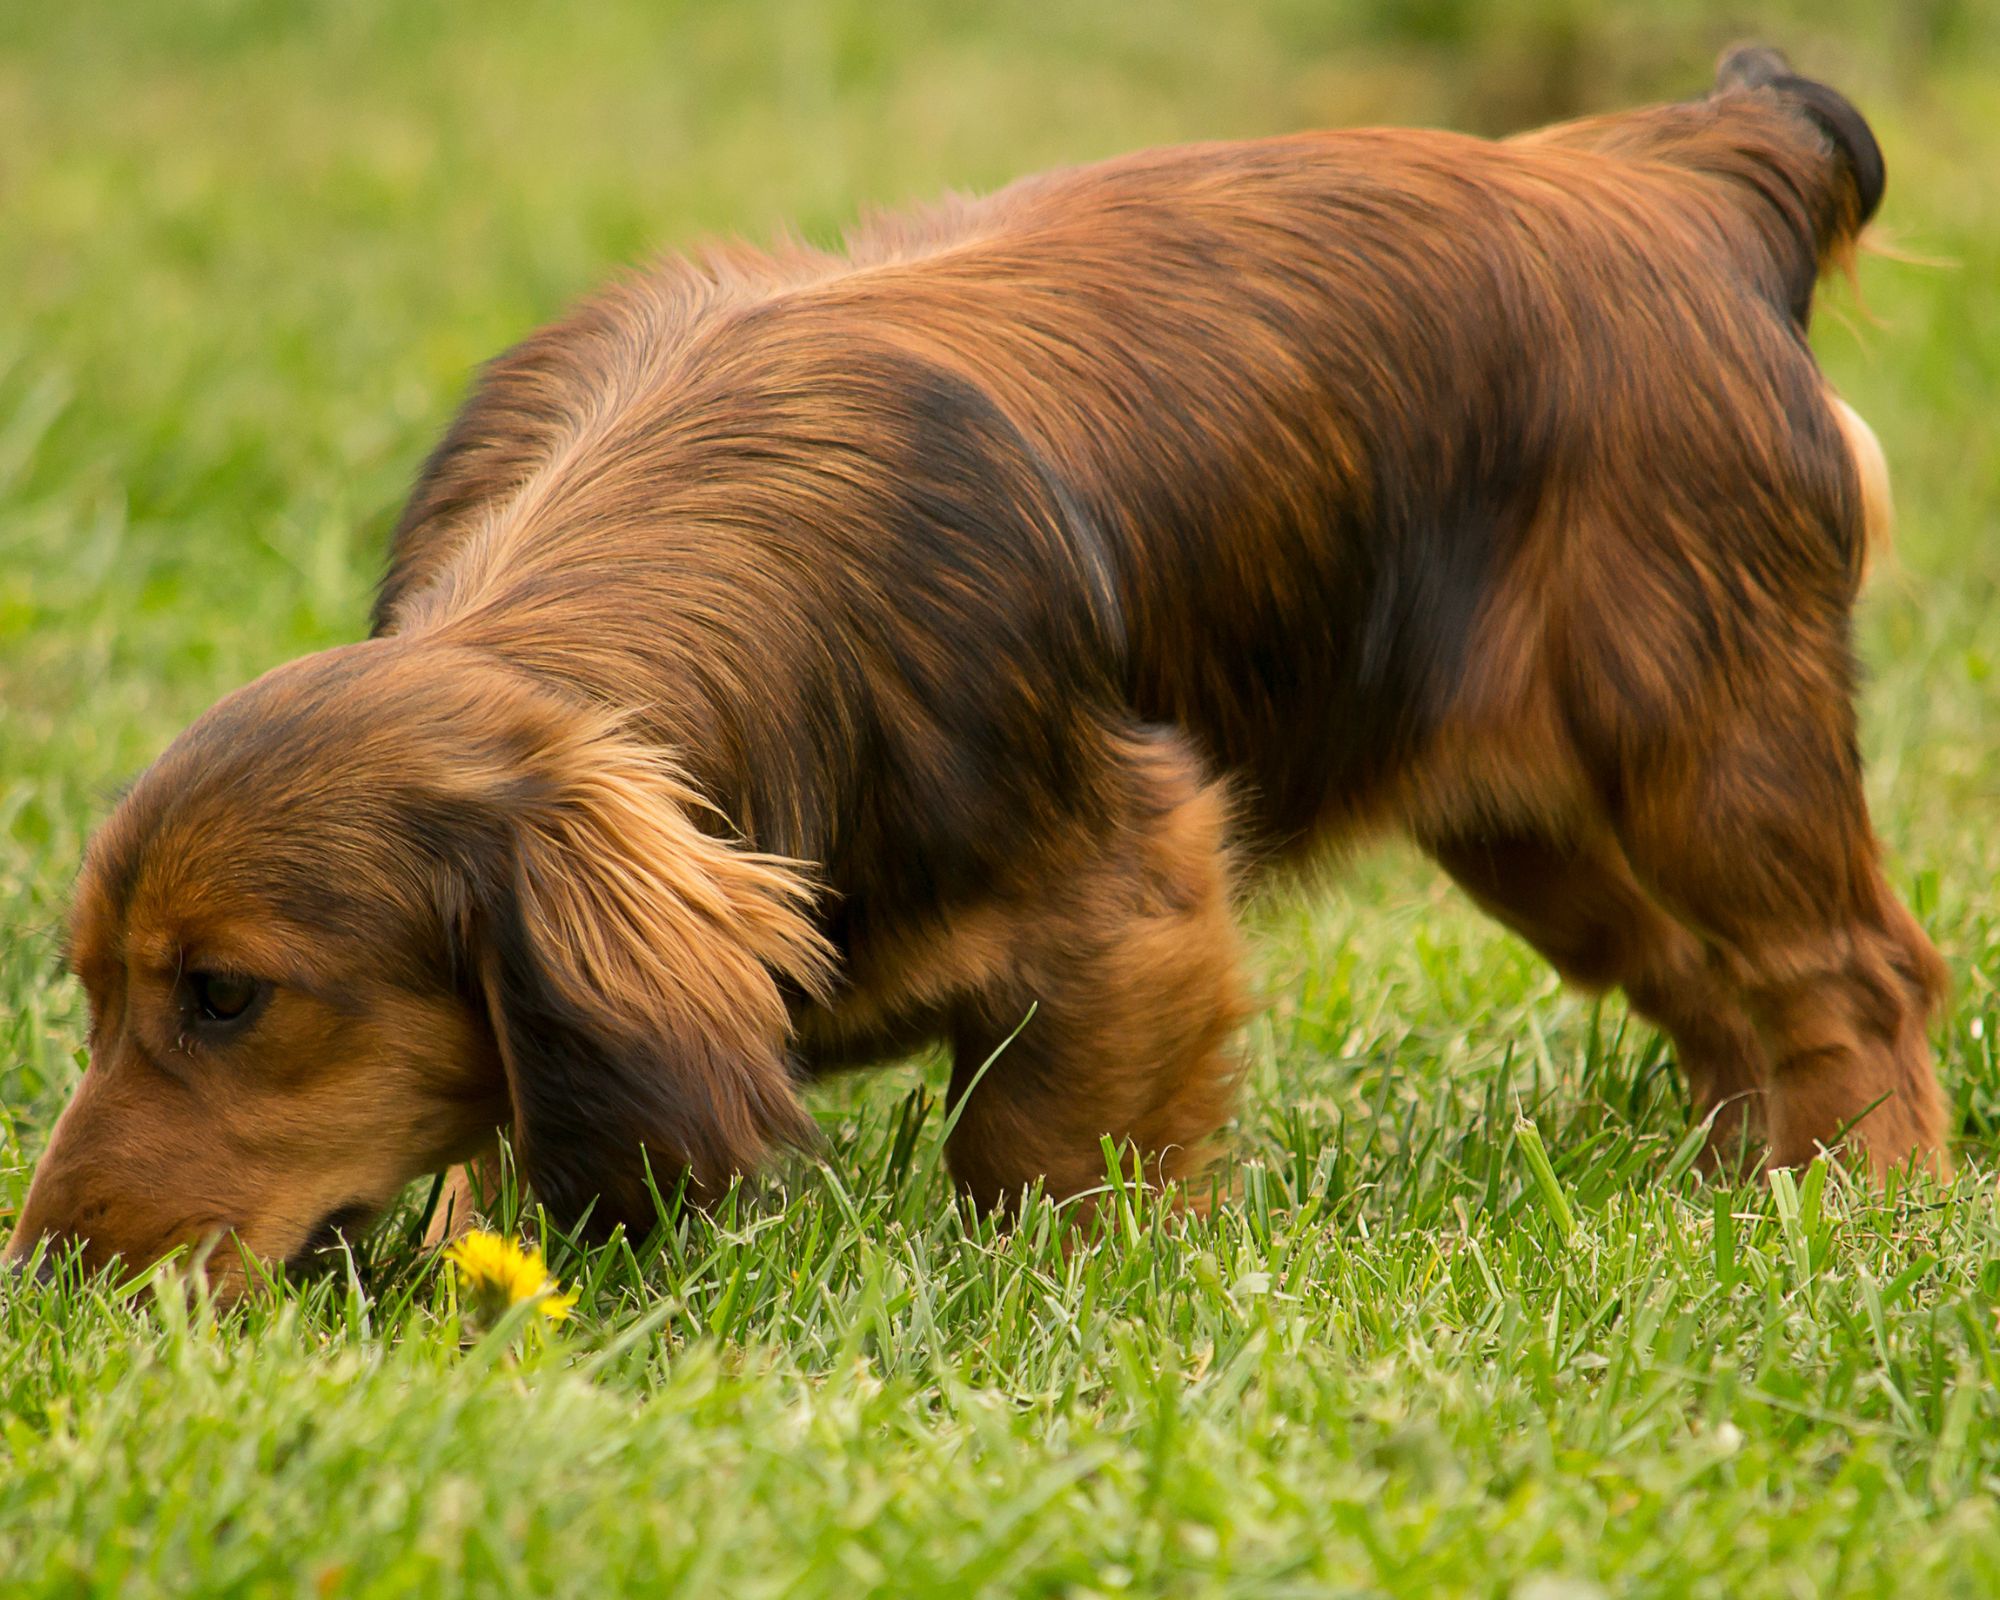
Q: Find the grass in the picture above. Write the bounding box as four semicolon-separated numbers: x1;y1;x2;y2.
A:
3;2;1998;1593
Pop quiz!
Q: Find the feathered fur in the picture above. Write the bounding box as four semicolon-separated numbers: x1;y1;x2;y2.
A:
8;49;1946;1287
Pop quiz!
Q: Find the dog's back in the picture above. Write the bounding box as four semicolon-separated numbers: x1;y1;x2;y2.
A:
376;56;1887;862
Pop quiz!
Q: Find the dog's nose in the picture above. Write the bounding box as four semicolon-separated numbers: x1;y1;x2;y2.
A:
1;1244;60;1287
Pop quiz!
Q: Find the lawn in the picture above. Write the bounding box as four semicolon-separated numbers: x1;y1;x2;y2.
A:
3;2;1998;1594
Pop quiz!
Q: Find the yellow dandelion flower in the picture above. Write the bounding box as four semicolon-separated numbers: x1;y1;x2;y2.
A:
445;1230;578;1327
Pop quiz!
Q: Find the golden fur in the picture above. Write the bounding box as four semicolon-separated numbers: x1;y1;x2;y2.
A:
8;48;1948;1291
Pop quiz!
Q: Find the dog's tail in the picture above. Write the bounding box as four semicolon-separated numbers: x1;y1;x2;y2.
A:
1523;46;1886;331
1519;50;1896;574
1702;50;1896;582
1707;45;1885;323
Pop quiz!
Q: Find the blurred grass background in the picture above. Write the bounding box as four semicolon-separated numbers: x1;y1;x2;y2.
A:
1;3;1998;1593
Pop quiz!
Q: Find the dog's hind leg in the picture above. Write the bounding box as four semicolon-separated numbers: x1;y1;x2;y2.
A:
1603;699;1950;1180
941;729;1249;1213
1426;830;1771;1171
1544;536;1955;1184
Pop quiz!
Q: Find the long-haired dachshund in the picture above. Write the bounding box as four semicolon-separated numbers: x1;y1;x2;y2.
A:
8;48;1949;1291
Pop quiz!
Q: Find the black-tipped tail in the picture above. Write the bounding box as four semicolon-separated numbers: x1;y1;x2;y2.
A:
1714;44;1885;228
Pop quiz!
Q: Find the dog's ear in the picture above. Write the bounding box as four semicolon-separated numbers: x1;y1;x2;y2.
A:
458;711;832;1235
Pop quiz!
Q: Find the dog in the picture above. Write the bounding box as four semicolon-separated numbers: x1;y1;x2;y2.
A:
7;47;1949;1292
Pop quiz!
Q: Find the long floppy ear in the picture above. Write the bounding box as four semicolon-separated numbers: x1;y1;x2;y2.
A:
463;711;832;1235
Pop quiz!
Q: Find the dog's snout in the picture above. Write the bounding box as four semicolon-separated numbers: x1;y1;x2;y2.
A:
3;1232;67;1287
286;1201;380;1275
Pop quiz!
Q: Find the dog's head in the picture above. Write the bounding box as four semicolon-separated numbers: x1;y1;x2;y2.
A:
5;641;827;1292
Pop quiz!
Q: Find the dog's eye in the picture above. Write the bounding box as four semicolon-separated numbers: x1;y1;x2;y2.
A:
188;970;262;1024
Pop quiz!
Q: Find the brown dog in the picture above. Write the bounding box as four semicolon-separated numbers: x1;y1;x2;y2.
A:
7;48;1948;1291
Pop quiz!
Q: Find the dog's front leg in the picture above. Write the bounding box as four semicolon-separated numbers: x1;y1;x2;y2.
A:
940;730;1249;1215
